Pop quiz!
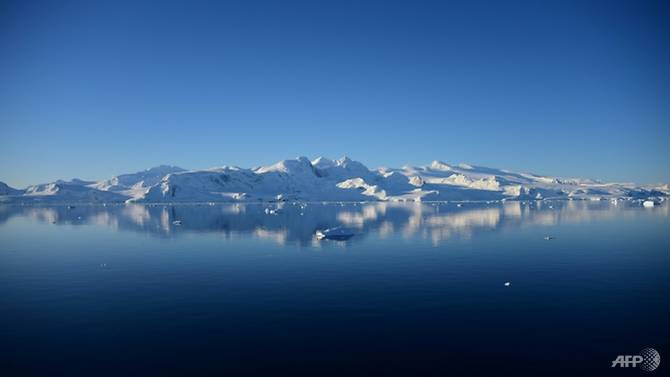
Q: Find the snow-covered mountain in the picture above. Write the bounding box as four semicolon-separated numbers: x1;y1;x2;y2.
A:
1;157;667;204
0;182;23;196
21;181;128;202
93;165;185;199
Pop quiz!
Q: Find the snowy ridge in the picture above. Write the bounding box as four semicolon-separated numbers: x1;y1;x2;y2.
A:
93;165;186;199
1;157;667;203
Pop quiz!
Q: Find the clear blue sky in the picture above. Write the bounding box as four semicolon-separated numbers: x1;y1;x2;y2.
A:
1;0;668;187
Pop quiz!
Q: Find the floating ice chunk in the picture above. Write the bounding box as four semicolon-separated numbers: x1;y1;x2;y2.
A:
544;235;554;240
456;203;463;207
265;208;281;215
504;282;511;287
315;227;355;241
643;200;656;208
172;220;182;225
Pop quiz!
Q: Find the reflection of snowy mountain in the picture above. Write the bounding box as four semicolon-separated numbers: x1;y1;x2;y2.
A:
0;201;666;246
1;157;667;203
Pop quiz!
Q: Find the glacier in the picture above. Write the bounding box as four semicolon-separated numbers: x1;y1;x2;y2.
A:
0;157;667;204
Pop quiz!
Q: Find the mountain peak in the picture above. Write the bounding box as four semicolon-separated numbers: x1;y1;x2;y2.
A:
296;156;312;165
312;156;335;168
337;156;352;165
55;178;94;185
145;165;186;173
430;161;453;171
256;157;315;175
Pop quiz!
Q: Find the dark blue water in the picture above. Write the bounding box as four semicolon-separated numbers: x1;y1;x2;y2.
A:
1;201;668;376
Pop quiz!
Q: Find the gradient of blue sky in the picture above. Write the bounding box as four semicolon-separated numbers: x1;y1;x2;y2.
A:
1;0;668;187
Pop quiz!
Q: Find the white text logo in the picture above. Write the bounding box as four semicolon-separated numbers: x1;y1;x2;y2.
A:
612;348;661;372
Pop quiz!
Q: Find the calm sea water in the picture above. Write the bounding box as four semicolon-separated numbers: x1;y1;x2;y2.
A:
1;201;668;376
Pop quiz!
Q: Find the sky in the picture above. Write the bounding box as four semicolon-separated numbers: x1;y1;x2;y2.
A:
1;0;668;188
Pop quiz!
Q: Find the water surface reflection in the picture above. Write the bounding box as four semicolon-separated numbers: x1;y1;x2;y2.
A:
0;201;666;246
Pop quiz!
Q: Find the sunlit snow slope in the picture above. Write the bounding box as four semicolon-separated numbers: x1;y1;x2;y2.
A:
1;157;667;203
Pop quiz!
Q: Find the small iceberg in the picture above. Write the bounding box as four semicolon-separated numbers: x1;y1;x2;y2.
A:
504;282;511;287
172;220;182;225
643;200;656;208
315;227;355;241
544;235;554;240
264;208;281;215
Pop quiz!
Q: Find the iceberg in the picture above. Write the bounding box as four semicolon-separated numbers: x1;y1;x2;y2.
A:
643;200;656;208
315;227;356;241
